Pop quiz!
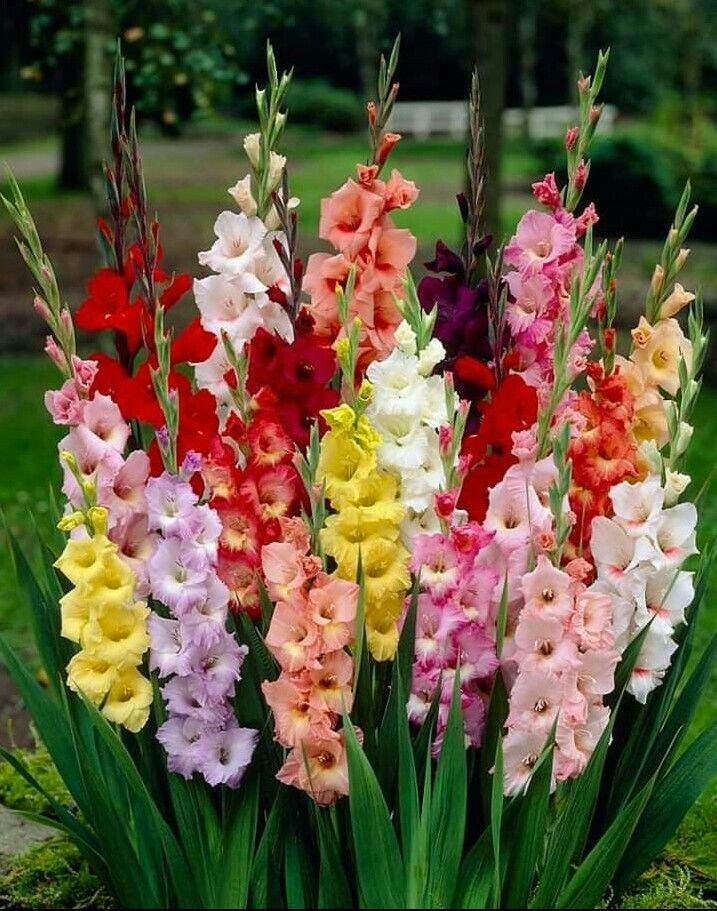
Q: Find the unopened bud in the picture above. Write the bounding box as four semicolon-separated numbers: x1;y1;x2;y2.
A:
57;510;86;532
675;247;691;271
87;506;109;536
60;450;79;472
376;131;401;166
33;295;51;322
44;335;68;371
243;132;261;168
59;308;73;336
565;126;579;151
650;264;664;296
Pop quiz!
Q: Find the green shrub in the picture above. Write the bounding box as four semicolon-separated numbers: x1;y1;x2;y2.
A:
287;79;363;133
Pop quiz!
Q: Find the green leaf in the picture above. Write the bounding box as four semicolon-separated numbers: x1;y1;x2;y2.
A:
613;721;717;892
530;711;616;908
343;711;405;908
503;727;555;909
217;771;260;908
478;670;508;822
0;635;90;810
315;807;353;909
426;673;467;909
555;776;656;909
394;658;420;871
398;574;420;697
284;806;317;909
648;628;717;775
251;788;288;909
490;735;504;908
5;522;66;694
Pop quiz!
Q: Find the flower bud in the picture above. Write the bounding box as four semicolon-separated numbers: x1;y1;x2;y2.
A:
675;247;691;270
33;295;51;322
434;489;459;521
243;132;261;168
650;264;664;296
87;506;109;536
376;132;401;166
394;320;417;355
44;336;68;371
227;174;257;216
438;425;453;457
60;450;79;472
57;510;86;532
59;308;73;337
659;283;694;320
675;421;693;456
663;468;691;506
268;151;287;189
357;379;373;405
574;159;587;190
564;126;579;151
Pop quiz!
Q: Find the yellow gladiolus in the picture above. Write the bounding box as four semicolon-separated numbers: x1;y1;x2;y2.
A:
101;666;153;733
54;536;115;587
66;651;117;703
81;601;151;667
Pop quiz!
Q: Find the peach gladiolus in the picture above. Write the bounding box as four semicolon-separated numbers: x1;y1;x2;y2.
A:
319;180;384;258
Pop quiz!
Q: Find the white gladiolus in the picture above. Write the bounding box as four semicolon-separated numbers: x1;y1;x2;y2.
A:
590;474;698;702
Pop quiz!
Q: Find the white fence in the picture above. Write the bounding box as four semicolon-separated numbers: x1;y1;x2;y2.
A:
387;102;618;140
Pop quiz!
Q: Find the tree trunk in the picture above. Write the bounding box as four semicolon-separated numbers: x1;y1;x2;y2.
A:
565;2;592;104
84;0;113;209
469;0;509;239
58;59;87;191
57;0;113;196
353;0;386;103
518;0;538;142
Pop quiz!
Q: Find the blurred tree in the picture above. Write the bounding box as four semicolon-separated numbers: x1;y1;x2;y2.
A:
517;0;538;140
353;0;387;103
22;0;239;191
468;0;508;238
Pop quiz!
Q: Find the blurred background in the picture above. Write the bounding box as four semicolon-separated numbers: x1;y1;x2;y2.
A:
0;3;716;897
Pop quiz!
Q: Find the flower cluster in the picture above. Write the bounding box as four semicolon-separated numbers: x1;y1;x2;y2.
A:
318;404;409;660
567;365;640;552
245;317;339;449
261;519;359;805
417;240;493;420
365;321;451;539
408;521;499;753
55;507;153;733
147;467;257;787
193;208;293;409
305;164;418;366
503;203;595;394
202;414;302;616
459;374;539;522
46;360;157;594
503;555;618;794
590;476;697;702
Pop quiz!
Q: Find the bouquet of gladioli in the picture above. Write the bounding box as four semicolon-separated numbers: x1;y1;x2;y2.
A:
2;40;715;910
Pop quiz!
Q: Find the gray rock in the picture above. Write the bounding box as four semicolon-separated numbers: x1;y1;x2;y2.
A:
0;806;52;873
